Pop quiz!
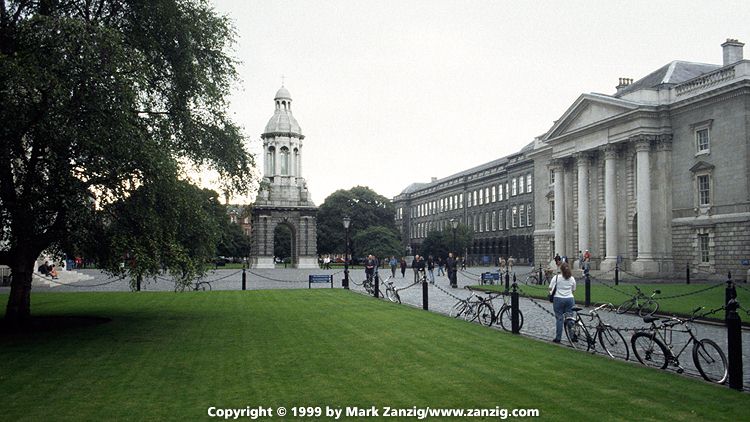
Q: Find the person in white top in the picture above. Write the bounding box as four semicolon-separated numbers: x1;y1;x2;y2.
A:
549;262;576;343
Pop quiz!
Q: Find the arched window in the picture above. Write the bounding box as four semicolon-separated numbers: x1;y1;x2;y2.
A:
280;147;289;175
267;146;276;174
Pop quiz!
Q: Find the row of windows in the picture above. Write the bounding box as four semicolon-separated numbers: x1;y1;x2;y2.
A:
410;204;533;238
407;174;533;219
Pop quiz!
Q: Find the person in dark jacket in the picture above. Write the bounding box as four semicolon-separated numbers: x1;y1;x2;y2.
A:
445;252;457;288
427;255;435;284
412;255;426;283
400;257;407;278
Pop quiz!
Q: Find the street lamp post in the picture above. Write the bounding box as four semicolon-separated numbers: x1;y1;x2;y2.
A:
343;216;351;289
450;218;458;253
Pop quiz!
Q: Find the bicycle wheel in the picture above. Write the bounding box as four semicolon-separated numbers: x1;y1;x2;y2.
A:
476;302;495;326
631;332;669;369
616;299;635;315
386;286;401;304
525;275;538;285
498;307;524;332
463;301;480;322
638;299;659;317
693;339;727;384
450;301;467;318
598;326;629;360
564;318;586;350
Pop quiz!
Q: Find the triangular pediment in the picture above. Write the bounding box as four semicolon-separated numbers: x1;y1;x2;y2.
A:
689;161;715;173
544;94;641;141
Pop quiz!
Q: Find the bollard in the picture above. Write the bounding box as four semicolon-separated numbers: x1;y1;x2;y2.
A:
511;282;520;334
422;276;428;310
539;264;543;285
614;264;619;286
374;272;380;299
726;273;737;321
242;268;246;291
505;270;510;292
726;299;744;391
686;265;690;285
585;272;591;307
512;272;516;285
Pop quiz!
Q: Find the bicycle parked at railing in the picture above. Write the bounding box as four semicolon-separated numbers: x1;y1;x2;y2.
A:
449;288;489;322
616;285;660;317
524;268;553;285
476;291;525;332
564;303;630;360
381;275;401;304
360;275;384;298
630;307;727;383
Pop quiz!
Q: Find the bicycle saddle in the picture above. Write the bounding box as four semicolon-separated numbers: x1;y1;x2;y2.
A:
571;307;583;312
642;316;660;323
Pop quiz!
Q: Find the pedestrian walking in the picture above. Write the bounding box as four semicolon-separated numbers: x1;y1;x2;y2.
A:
437;257;445;276
389;256;398;278
400;257;407;278
446;252;458;288
427;255;435;284
550;262;576;343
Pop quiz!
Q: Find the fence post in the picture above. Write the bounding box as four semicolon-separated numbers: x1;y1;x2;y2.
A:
726;298;744;391
374;272;380;299
505;270;510;292
511;282;520;334
539;264;543;285
614;264;619;286
422;275;428;310
242;268;246;291
686;265;690;285
726;273;737;321
585;272;591;307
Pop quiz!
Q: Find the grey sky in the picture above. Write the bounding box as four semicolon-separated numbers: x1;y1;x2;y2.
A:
210;0;750;205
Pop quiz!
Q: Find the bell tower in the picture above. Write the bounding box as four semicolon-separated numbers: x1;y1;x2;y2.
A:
250;85;318;268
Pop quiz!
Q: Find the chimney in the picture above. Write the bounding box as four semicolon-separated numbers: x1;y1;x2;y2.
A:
721;38;744;65
431;177;437;183
615;77;633;93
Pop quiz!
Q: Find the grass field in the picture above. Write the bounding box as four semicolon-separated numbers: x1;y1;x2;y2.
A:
0;290;747;421
476;281;750;320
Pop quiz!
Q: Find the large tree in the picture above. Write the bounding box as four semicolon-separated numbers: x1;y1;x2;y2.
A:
419;223;473;259
316;186;399;255
0;0;253;322
352;226;401;261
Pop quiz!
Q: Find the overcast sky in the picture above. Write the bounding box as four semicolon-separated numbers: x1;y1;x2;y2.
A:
209;0;750;205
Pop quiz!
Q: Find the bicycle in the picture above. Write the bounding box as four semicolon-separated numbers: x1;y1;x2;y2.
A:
616;285;660;317
381;275;401;304
193;280;212;291
449;288;488;322
630;307;727;384
524;268;553;285
564;303;629;360
361;274;384;298
476;291;525;332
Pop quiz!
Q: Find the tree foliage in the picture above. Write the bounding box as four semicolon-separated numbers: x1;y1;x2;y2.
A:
418;224;473;259
273;224;292;260
0;0;254;321
352;226;402;260
316;186;399;254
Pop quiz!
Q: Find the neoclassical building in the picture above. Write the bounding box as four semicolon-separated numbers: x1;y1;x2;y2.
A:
393;144;535;265
531;39;750;277
250;86;318;268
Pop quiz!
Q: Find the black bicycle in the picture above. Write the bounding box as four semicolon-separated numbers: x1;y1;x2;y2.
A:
361;274;384;298
476;291;525;332
564;303;629;360
381;275;401;303
616;286;660;317
630;307;727;384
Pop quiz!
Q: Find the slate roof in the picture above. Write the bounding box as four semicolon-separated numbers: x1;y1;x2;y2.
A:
615;61;720;97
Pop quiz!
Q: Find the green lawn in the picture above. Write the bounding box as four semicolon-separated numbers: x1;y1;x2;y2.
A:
0;290;747;421
476;281;750;320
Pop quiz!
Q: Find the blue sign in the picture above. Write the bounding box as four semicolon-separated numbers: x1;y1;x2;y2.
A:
309;275;332;283
481;272;500;281
741;259;750;266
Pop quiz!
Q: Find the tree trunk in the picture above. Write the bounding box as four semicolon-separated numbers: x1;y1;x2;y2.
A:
4;257;35;324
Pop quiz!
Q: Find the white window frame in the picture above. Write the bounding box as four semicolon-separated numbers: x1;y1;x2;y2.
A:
527;174;533;193
692;120;713;156
511;206;518;228
696;173;711;207
526;204;533;227
511;178;517;196
519;205;525;227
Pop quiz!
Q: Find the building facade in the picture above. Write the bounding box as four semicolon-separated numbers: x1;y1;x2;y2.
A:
531;39;750;277
393;144;535;265
250;86;318;268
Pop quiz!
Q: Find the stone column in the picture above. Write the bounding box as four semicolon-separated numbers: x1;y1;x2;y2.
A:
576;153;590;254
551;160;565;257
601;145;619;272
633;138;659;274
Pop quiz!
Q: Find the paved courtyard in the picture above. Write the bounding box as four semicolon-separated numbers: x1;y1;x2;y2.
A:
5;264;748;385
